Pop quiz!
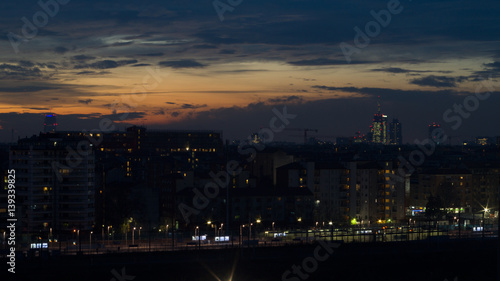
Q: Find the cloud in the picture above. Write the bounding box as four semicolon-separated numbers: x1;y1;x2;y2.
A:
158;59;206;68
219;49;236;54
78;99;93;104
165;102;176;105
71;55;96;61
193;44;217;49
0;85;58;92
214;69;269;74
0;63;43;80
410;75;467;88
309;85;497;102
181;103;207;109
54;46;69;54
1;0;500;143
27;107;50;110
268;95;303;103
153;109;165;115
18;60;34;67
171;112;180;117
136;52;164;57
109;41;133;47
484;61;500;70
372;67;419;74
74;59;138;69
75;71;111;75
101;112;146;121
288;58;371;66
473;61;500;78
371;67;453;74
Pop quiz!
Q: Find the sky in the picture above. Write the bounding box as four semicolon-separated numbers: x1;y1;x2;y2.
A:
0;0;499;144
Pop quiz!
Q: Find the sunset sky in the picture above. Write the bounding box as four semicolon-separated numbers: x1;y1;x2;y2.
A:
0;0;499;143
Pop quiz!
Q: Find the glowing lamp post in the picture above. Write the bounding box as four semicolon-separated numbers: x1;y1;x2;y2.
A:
132;227;136;245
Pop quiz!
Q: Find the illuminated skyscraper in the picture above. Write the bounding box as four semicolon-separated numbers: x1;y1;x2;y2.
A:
44;113;57;132
389;118;402;145
370;101;388;144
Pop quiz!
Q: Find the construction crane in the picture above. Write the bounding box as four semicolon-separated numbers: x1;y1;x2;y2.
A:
284;128;318;144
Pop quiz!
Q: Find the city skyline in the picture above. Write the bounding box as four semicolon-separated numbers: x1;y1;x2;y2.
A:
0;0;499;143
1;1;500;281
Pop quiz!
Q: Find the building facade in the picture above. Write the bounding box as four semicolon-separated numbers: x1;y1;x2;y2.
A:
10;134;95;235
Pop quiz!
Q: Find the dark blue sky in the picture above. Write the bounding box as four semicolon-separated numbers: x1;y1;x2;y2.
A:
0;0;499;143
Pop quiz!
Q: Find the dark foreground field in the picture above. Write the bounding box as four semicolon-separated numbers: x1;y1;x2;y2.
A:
6;238;499;281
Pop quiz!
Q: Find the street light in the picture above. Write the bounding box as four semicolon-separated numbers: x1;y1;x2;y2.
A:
272;222;275;232
250;223;253;240
75;229;79;249
239;224;243;247
255;220;261;240
206;221;212;240
139;227;142;242
482;208;489;239
132;227;136;244
196;226;200;249
90;231;93;254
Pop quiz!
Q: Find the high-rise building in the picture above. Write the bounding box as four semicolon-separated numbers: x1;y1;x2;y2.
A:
10;133;95;234
44;113;57;132
389;118;402;145
428;122;441;144
370;101;388;144
353;161;405;222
